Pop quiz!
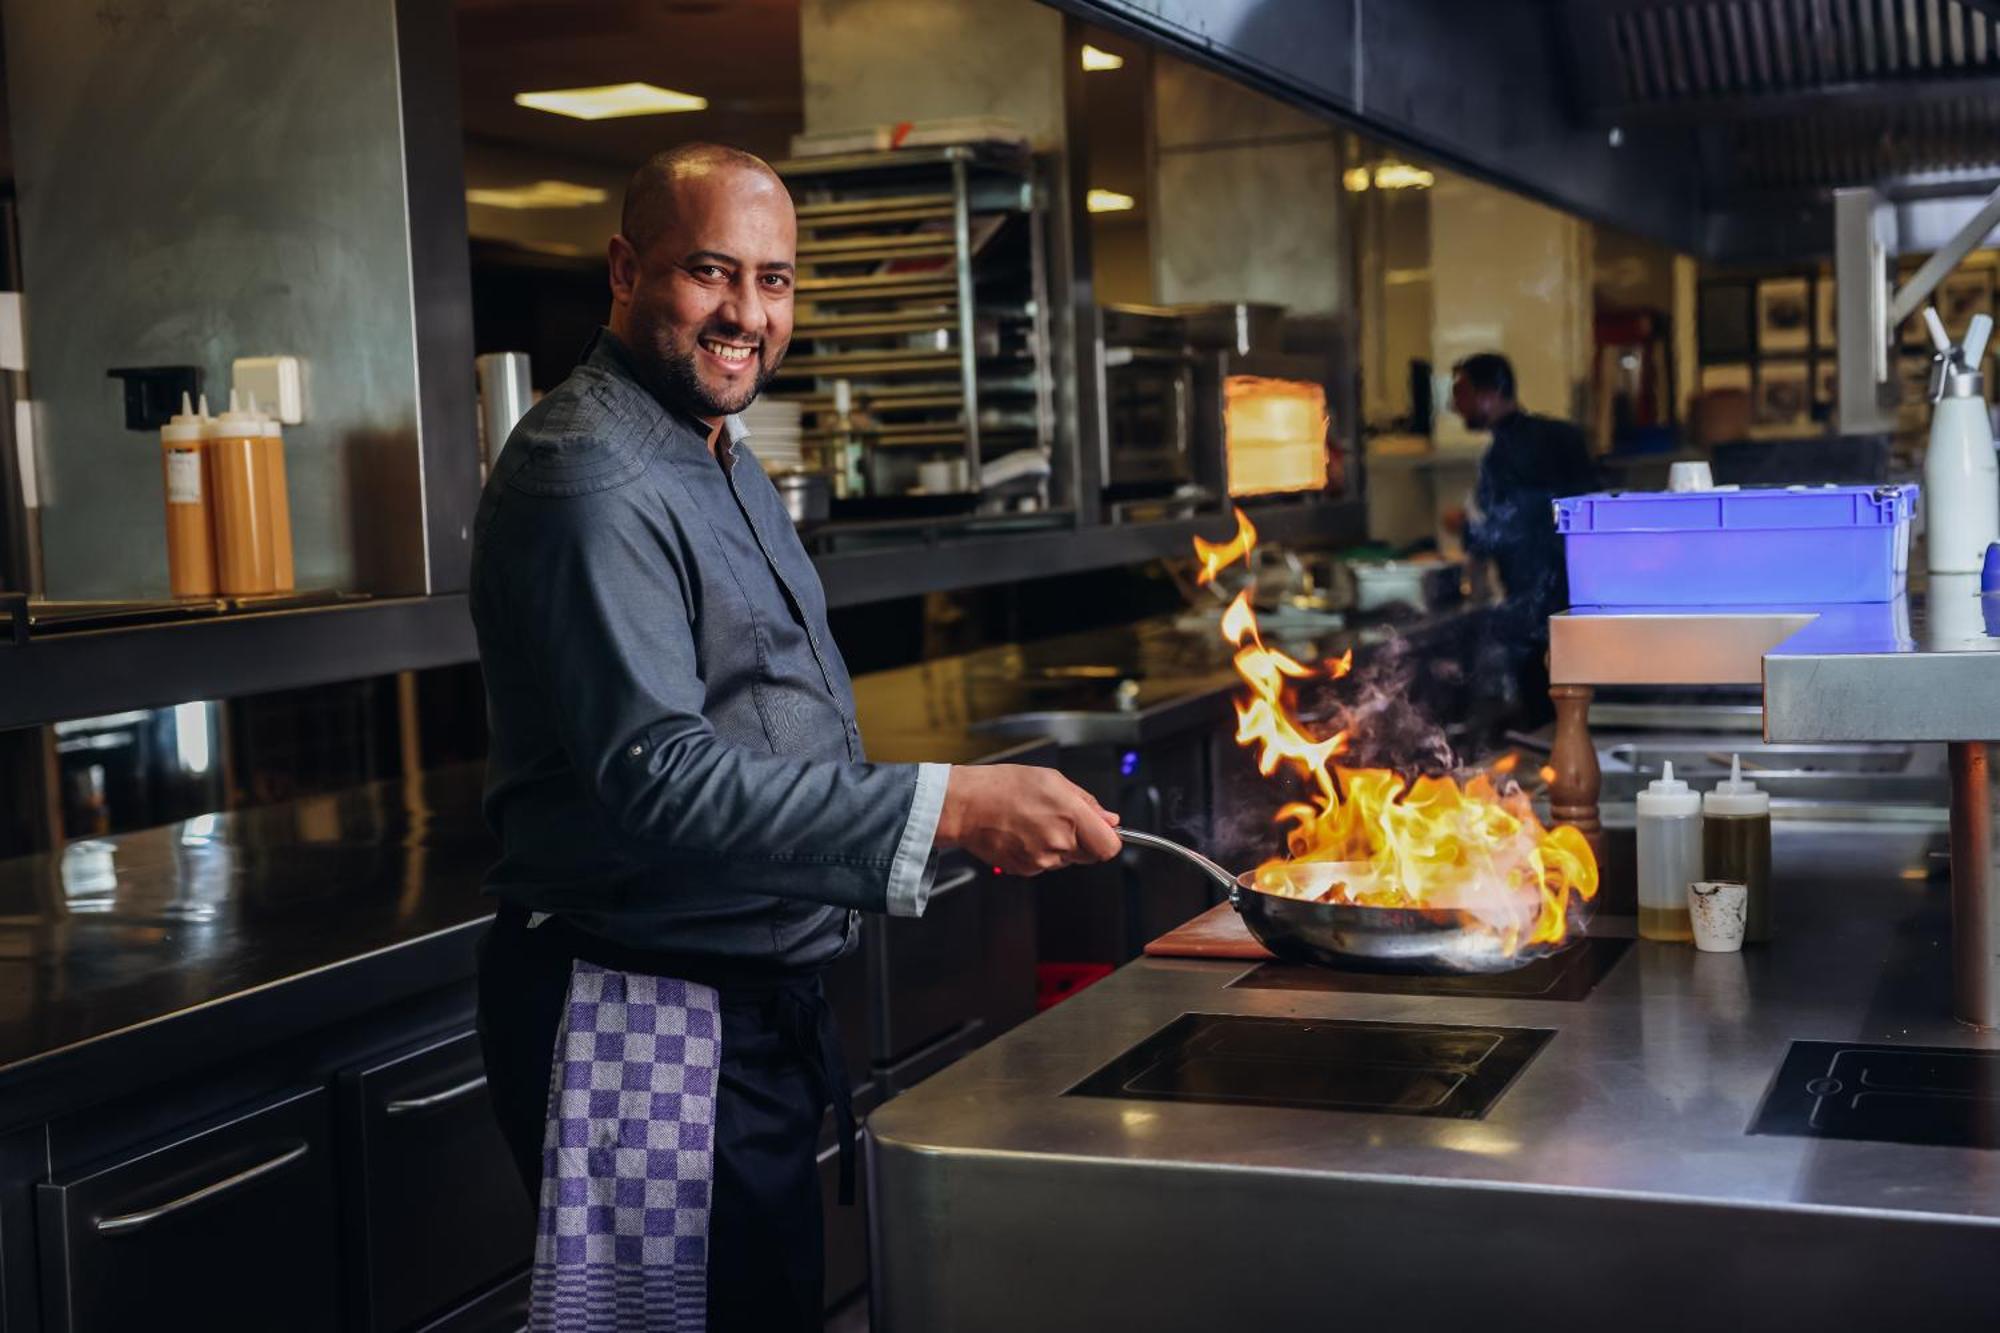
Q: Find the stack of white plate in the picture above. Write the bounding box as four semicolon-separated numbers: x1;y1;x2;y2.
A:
740;398;806;471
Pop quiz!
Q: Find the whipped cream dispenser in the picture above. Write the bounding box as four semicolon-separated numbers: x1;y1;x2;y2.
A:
1923;306;2000;575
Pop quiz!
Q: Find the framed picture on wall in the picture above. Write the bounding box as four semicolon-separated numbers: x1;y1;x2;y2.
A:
1698;282;1755;360
1754;360;1810;426
1757;277;1812;354
1815;277;1836;348
1700;362;1752;393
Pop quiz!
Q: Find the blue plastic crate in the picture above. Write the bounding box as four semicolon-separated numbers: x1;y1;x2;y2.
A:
1554;484;1916;606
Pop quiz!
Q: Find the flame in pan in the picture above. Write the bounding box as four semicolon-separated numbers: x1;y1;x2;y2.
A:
1200;510;1597;955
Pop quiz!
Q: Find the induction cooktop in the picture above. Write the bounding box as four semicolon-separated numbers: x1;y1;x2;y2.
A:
1228;936;1630;1002
1067;1013;1553;1119
1751;1040;2000;1150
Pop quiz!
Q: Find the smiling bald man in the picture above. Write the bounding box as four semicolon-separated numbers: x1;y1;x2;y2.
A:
469;144;1121;1330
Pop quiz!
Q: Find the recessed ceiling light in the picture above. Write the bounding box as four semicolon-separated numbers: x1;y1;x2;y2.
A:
1342;166;1372;193
1372;163;1435;190
514;82;708;121
1087;189;1136;214
1081;44;1125;71
465;180;610;210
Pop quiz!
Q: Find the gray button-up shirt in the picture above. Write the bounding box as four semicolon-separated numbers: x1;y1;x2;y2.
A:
471;329;944;969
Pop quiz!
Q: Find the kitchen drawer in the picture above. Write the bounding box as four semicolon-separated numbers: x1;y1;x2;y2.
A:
37;1087;337;1333
871;852;1034;1066
340;1030;532;1332
413;1271;529;1333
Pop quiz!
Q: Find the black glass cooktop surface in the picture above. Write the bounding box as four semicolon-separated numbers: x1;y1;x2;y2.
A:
1228;936;1630;1002
1067;1013;1552;1119
1751;1040;2000;1150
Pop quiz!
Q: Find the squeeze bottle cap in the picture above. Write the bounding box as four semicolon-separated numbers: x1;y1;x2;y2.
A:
1703;754;1770;816
1636;759;1699;816
207;388;262;439
246;391;282;437
161;390;204;444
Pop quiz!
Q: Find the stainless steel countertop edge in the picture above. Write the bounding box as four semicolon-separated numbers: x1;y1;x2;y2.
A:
864;1124;2000;1230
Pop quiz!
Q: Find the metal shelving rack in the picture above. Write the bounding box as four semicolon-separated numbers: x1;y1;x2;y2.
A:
769;145;1055;510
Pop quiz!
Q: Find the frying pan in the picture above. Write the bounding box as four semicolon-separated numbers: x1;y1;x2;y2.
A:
1118;828;1563;975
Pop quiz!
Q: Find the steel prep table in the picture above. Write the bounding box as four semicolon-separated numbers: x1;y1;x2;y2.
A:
866;821;2000;1331
1553;584;2000;1028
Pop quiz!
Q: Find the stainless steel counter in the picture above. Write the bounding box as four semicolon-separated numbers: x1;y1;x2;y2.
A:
1550;585;2000;741
1554;589;2000;1027
1763;577;2000;742
867;824;2000;1331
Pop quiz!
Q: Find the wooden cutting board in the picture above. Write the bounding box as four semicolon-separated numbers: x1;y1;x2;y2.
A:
1143;902;1275;960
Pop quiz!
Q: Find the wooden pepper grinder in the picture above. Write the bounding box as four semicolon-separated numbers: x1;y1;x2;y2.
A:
1548;683;1606;870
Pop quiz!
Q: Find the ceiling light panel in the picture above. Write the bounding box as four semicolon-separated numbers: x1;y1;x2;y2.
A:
1081;44;1125;71
514;82;708;120
1087;189;1136;213
465;180;610;210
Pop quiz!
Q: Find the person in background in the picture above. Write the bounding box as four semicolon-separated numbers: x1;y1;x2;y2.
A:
1449;352;1599;713
470;142;1122;1332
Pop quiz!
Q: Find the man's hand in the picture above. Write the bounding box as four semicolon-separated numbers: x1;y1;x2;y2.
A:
935;765;1122;876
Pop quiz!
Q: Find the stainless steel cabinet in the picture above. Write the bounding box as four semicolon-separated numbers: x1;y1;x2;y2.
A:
1047;730;1219;963
870;851;1035;1075
36;1088;338;1333
339;1031;531;1332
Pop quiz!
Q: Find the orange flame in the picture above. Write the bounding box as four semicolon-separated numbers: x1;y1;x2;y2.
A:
1194;509;1258;586
1201;509;1597;956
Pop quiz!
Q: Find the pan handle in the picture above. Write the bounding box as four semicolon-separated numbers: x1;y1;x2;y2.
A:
1117;828;1241;899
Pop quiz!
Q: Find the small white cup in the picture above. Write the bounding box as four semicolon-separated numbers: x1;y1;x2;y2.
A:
1688;880;1748;952
1668;460;1715;493
918;459;970;493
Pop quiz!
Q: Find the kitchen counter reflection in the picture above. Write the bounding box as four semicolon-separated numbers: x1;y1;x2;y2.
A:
0;765;497;1086
0;735;1062;1095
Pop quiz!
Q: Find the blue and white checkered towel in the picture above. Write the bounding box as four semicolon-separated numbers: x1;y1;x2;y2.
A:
528;962;722;1333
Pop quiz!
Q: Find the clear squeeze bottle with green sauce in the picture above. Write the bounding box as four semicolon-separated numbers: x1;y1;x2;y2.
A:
1703;755;1772;943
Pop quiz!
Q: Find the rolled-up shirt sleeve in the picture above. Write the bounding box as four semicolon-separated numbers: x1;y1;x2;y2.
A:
885;762;950;917
496;485;923;915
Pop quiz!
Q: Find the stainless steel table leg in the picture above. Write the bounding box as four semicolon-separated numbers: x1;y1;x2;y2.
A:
1947;742;2000;1028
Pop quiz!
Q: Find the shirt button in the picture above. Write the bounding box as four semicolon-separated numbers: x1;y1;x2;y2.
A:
628;742;645;758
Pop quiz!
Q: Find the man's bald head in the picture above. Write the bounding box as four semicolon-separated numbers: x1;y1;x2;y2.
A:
620;143;786;259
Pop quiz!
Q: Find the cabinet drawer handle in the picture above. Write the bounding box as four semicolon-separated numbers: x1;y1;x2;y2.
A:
930;865;981;901
94;1142;309;1236
384;1074;488;1116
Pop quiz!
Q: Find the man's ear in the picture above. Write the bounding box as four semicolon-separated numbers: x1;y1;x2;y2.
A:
608;234;639;305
